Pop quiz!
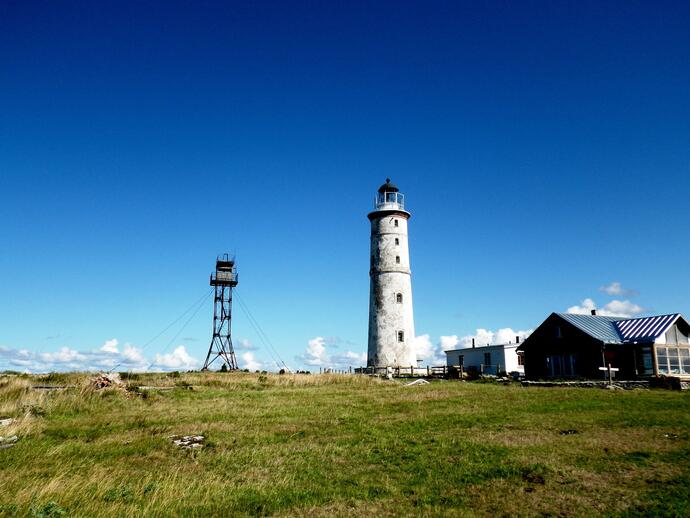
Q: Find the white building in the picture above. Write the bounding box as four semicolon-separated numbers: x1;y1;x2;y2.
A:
367;179;416;368
445;338;524;376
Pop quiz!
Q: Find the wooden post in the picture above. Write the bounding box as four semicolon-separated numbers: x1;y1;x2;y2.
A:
460;365;464;379
598;364;619;385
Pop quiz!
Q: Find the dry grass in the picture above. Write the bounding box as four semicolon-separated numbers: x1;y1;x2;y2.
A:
0;372;688;517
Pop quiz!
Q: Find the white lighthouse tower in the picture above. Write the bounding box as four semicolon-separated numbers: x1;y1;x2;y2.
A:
367;178;417;368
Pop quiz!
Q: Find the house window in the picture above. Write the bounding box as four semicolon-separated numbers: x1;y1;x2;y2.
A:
458;355;464;366
556;326;562;338
394;219;398;227
657;346;690;375
396;293;403;303
681;349;690;374
395;238;399;245
517;354;524;366
397;331;404;342
657;347;669;373
484;352;491;367
396;256;400;264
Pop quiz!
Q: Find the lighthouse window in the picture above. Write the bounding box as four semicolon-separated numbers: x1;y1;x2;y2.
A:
395;238;399;245
396;256;400;264
398;331;404;342
396;293;403;303
394;220;399;227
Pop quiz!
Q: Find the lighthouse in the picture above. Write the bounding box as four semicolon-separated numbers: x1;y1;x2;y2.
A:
367;178;417;368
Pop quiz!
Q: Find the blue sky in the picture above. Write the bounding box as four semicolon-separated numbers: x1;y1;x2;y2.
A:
1;1;689;372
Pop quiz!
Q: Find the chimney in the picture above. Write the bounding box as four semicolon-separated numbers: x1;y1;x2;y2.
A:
516;336;520;344
591;309;597;316
472;338;475;348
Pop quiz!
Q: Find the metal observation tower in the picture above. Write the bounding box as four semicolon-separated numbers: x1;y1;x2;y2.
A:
202;254;239;371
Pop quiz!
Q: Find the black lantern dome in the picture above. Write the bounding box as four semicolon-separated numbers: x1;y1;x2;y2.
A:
377;178;399;193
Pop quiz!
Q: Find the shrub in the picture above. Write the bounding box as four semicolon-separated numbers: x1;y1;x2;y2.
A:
465;367;480;381
103;486;133;502
29;501;66;518
24;404;47;417
143;481;158;495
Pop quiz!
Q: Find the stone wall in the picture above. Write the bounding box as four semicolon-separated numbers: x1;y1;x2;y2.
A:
521;380;651;390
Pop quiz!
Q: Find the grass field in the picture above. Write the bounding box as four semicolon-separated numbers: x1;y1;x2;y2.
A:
0;372;689;517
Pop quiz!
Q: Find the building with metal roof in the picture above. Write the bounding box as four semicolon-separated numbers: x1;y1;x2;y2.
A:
517;311;690;380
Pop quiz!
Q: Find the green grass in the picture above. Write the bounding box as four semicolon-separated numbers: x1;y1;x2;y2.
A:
0;372;689;517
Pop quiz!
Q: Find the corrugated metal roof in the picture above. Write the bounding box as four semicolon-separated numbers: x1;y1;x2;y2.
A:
614;314;679;342
555;312;681;344
556;313;622;343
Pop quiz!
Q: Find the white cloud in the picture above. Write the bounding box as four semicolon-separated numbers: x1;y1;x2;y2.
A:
240;351;263;371
95;357;118;368
0;339;196;373
570;283;644;319
153;346;199;370
494;328;531;345
601;300;644;318
567;298;598;315
300;336;329;366
567;298;644;318
100;338;119;353
39;347;87;364
439;335;460;352
599;282;637;297
413;334;439;363
122;344;145;363
296;336;366;369
458;329;495;348
331;350;367;365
